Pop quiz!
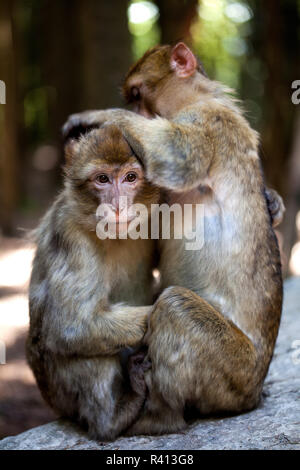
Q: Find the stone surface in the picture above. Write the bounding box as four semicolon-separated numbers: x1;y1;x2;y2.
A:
1;277;299;450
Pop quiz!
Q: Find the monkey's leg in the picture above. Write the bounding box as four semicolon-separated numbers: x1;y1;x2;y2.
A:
53;355;147;441
124;348;187;436
127;286;260;436
125;375;187;436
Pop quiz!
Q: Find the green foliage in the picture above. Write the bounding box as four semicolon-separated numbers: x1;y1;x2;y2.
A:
191;1;250;89
128;0;161;60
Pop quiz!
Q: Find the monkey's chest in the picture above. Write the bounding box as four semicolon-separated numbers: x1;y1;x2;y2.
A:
159;188;229;301
108;268;154;306
106;243;156;306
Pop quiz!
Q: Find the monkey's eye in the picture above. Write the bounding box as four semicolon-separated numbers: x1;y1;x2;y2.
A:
124;172;137;183
96;174;109;184
131;87;141;101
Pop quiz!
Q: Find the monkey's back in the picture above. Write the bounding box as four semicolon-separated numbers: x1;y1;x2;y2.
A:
159;103;282;382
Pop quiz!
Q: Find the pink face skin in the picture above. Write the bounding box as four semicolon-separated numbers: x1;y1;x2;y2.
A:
89;161;145;224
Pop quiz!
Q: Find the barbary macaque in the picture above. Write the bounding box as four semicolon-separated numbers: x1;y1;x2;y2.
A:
62;43;283;436
26;125;160;440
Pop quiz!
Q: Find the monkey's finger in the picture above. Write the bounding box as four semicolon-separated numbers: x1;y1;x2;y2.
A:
129;351;147;366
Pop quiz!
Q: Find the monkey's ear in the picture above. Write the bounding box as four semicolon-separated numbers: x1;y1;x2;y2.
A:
170;42;197;78
64;139;80;166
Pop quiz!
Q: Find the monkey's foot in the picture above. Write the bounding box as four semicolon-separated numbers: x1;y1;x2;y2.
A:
125;409;187;436
128;350;151;396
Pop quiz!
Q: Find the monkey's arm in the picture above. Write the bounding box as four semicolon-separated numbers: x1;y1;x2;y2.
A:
30;242;151;358
63;108;213;191
43;303;151;357
63;109;285;226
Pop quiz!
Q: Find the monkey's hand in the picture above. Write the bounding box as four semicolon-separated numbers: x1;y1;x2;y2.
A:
265;187;285;227
98;305;151;355
62;109;134;142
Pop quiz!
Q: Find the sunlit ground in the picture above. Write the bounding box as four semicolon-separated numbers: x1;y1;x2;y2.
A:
0;237;55;439
289;211;300;276
0;238;33;346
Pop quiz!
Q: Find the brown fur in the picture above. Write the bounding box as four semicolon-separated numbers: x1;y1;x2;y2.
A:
62;44;283;436
26;125;160;440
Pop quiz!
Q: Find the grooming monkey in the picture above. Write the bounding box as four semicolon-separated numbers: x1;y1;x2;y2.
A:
63;43;283;435
26;125;160;440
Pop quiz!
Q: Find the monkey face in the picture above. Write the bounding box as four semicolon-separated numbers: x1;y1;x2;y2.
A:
63;125;160;228
87;159;146;225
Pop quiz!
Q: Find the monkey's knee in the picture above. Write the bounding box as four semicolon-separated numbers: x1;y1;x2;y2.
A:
156;285;193;305
147;288;261;414
148;285;196;331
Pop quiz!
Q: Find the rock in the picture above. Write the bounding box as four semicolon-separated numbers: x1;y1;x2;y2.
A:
1;277;299;450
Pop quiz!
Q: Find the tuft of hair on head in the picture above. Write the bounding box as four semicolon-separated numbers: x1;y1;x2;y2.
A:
62;122;100;145
63;125;136;176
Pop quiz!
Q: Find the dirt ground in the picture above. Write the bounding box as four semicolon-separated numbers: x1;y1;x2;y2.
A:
0;237;55;439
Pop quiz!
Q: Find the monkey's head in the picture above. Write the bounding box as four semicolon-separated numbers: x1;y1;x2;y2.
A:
123;42;209;119
64;125;160;230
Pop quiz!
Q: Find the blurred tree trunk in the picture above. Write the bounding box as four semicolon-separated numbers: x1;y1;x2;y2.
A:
156;0;198;45
0;0;19;234
41;0;83;141
248;0;300;274
261;0;300;275
259;0;299;197
41;0;132;138
36;0;132;204
79;0;132;109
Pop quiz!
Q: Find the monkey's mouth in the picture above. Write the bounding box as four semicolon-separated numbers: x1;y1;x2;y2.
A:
115;213;137;224
96;215;137;225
